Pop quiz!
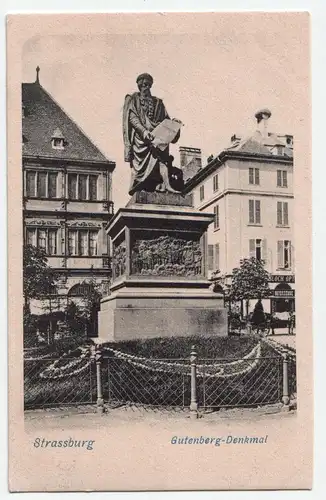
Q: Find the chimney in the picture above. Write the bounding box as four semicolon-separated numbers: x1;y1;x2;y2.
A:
179;146;202;170
255;108;271;138
36;65;40;84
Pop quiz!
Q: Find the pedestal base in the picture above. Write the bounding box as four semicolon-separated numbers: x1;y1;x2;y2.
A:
99;193;228;342
99;288;227;342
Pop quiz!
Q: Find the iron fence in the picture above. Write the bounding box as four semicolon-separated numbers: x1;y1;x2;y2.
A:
197;357;281;409
24;357;97;409
102;357;190;410
24;343;296;414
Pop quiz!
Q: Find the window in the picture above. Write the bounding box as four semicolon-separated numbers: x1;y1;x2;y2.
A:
48;230;57;255
52;138;64;149
207;243;220;271
213;174;219;192
249;238;266;262
68;230;99;256
277;240;292;269
25;171;58;198
214;205;219;230
68;174;98;201
51;128;65;150
199;185;205;202
26;172;36;197
249;167;259;185
277;201;289;226
25;228;58;255
249;199;261;224
277;170;288;187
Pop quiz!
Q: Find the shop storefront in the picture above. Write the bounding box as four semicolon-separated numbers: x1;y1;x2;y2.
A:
269;275;295;327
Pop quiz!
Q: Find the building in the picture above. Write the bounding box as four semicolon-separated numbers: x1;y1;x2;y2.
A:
22;67;115;326
183;109;295;317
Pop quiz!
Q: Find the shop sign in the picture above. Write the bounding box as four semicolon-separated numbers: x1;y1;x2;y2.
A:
274;290;295;298
269;274;295;283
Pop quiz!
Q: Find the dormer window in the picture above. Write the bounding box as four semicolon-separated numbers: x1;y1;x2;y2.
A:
51;128;65;150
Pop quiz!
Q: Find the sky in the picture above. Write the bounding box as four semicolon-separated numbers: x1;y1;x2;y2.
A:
22;16;308;208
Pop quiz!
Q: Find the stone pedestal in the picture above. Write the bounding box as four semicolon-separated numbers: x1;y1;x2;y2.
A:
98;191;227;342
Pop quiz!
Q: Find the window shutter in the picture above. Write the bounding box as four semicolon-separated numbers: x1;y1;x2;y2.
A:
277;202;282;225
249;200;254;223
255;200;261;224
277;170;282;187
277;240;284;268
249;239;255;258
214;243;220;271
283;170;288;187
255;168;260;185
207;244;214;270
262;238;267;264
214;205;219;229
249;168;254;184
283;202;289;225
291;242;294;269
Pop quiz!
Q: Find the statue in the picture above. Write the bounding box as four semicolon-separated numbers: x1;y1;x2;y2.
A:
123;73;184;195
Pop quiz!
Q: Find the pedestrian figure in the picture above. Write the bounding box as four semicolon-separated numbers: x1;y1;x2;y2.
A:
288;310;295;335
251;299;265;336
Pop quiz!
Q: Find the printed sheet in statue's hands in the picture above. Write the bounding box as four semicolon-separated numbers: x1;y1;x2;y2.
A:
151;119;181;150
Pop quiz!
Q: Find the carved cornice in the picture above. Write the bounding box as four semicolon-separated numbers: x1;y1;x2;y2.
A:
66;221;102;228
25;219;62;227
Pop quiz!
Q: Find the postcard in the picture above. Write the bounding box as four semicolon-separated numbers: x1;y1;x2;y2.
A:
7;12;312;491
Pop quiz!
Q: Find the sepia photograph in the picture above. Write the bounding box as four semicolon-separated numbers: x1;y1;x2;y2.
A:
7;12;312;491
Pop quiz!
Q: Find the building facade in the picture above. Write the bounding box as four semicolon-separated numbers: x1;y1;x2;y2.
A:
183;110;295;316
22;68;115;320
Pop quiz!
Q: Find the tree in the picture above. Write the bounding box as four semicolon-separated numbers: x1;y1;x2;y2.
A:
228;257;270;317
23;244;58;313
76;276;104;336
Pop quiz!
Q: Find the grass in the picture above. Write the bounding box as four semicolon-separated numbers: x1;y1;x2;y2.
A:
104;335;261;360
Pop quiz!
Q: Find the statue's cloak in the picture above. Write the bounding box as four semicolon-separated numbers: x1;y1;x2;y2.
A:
123;92;174;194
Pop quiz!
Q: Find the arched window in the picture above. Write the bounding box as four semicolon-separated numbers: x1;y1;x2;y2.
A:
68;283;94;297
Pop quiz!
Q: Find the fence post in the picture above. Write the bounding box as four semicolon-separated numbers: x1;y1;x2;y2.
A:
190;345;198;419
281;353;290;411
95;346;105;414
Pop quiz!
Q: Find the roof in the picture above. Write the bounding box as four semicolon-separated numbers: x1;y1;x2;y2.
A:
22;81;113;164
182;157;202;182
184;129;293;192
226;131;293;158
